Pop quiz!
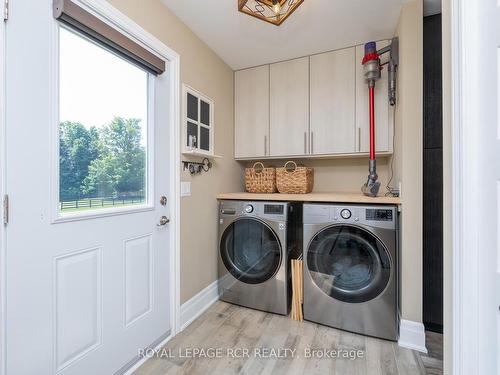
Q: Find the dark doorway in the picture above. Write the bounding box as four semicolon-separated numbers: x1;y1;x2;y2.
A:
423;14;443;333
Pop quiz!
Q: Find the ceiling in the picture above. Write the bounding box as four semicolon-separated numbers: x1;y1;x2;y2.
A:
161;0;413;70
161;0;442;70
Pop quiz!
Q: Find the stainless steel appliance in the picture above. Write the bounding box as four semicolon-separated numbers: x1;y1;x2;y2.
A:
303;203;399;340
218;200;302;315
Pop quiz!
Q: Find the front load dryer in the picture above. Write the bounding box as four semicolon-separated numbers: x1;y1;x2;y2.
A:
303;203;399;340
218;200;301;315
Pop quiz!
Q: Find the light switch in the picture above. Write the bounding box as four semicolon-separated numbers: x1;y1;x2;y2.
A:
181;181;191;197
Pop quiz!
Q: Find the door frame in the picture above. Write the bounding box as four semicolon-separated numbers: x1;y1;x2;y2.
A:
0;3;6;375
0;1;182;374
449;0;485;373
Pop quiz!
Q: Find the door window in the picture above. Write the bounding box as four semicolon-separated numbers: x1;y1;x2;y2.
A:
58;27;150;215
307;225;391;303
220;218;281;284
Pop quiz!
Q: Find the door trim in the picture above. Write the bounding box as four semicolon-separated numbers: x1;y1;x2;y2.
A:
450;0;480;373
0;1;181;374
0;3;6;375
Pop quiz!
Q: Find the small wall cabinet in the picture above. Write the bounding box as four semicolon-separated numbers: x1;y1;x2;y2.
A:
269;57;310;157
234;40;393;160
182;85;215;157
234;65;269;159
310;47;356;155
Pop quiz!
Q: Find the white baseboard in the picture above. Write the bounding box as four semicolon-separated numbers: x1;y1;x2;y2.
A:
398;319;428;353
180;279;220;331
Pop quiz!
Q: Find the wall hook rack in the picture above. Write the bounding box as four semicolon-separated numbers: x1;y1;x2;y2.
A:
182;157;212;175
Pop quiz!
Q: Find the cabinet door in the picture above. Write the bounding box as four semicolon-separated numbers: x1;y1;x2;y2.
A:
234;66;270;158
355;40;391;153
310;48;356;154
270;57;309;157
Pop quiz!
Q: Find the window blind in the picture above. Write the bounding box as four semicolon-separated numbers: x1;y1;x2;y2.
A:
53;0;165;75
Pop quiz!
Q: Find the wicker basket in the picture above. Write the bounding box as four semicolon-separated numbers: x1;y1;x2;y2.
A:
245;162;277;193
276;161;314;194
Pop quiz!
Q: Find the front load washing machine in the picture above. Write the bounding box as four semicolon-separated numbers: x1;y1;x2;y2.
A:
218;200;302;315
303;203;399;340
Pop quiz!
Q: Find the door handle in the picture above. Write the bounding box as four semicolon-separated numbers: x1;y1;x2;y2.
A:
160;196;167;206
157;216;170;226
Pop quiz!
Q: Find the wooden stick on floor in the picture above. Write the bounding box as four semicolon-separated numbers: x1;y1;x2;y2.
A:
291;259;303;321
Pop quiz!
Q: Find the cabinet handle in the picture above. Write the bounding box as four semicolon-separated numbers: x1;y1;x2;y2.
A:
264;135;267;156
311;131;314;154
357;127;361;152
304;132;307;154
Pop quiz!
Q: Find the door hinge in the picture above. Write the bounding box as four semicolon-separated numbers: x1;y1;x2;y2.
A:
3;0;8;21
3;194;8;225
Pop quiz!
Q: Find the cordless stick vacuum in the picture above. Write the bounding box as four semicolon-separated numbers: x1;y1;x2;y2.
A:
361;39;398;197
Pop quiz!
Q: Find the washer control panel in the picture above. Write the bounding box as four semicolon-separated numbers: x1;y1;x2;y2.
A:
336;208;359;222
219;201;288;221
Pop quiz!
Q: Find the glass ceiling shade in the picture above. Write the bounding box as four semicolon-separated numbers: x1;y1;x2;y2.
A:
238;0;305;26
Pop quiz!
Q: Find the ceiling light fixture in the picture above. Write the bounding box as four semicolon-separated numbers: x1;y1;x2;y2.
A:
238;0;304;26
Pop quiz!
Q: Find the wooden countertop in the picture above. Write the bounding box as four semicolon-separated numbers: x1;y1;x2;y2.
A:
216;192;401;205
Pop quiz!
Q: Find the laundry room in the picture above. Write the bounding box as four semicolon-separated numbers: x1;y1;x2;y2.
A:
7;0;486;374
173;0;442;372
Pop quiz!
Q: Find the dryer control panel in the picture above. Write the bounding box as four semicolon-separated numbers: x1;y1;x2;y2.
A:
366;208;393;221
303;204;397;230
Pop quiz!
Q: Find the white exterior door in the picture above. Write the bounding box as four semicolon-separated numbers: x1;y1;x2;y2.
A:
3;1;172;374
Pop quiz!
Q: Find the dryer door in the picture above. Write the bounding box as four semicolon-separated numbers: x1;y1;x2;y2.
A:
220;218;282;284
306;225;391;303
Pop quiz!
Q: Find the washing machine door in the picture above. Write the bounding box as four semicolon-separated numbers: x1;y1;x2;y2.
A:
306;225;391;303
220;218;282;284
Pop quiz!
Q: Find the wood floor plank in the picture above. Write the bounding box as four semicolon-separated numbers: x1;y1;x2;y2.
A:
393;342;426;375
133;302;439;375
333;330;367;375
239;313;294;375
300;324;339;375
207;309;274;375
280;320;317;375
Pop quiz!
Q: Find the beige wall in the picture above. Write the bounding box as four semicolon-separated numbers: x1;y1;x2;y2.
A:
243;157;391;193
107;0;244;304
393;0;424;323
441;0;452;373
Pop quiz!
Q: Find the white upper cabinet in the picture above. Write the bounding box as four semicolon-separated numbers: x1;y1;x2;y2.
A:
355;40;391;153
310;47;356;155
269;57;310;157
234;65;270;158
233;40;394;160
